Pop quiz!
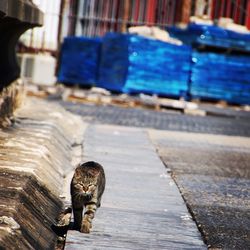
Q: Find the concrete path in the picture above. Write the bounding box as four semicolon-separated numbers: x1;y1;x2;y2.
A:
149;129;250;249
65;124;206;249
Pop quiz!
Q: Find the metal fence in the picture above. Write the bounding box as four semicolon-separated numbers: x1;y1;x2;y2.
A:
64;0;250;38
211;0;250;28
72;0;181;37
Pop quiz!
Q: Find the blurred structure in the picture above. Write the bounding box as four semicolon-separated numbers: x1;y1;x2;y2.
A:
0;0;43;126
0;0;43;88
18;0;59;85
18;0;250;53
19;0;60;53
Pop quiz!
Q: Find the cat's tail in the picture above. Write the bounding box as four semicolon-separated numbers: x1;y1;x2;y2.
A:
51;206;72;237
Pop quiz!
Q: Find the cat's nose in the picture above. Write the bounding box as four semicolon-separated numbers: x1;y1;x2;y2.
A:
86;194;92;200
82;189;89;195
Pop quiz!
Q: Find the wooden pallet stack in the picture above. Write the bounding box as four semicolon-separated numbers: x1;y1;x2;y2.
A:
169;23;250;105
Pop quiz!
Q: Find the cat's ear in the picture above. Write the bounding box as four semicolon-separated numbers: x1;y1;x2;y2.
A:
74;167;82;177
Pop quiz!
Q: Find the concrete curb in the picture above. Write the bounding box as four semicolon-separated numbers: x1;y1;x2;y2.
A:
0;97;86;249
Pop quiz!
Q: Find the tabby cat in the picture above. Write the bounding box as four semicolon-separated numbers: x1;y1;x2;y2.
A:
70;161;105;233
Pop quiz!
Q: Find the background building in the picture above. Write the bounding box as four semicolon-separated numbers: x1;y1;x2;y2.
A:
19;0;250;53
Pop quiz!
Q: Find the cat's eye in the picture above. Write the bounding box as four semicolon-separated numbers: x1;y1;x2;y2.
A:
75;183;83;188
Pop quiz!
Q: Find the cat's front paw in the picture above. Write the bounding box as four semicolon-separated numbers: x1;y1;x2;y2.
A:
80;221;91;234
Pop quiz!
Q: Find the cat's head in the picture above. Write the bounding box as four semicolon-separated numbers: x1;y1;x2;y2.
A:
72;167;99;199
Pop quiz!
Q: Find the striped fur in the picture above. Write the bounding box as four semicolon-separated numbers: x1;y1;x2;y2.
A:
70;161;105;233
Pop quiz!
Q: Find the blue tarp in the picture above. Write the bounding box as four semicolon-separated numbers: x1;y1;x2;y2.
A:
97;33;191;97
57;28;250;105
191;51;250;104
167;24;250;51
58;36;101;86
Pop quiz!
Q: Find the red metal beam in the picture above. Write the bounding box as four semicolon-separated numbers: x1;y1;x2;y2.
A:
211;0;222;20
210;0;216;19
162;0;168;25
146;0;157;25
220;0;225;17
226;0;232;17
134;0;140;24
233;0;241;23
246;0;250;29
175;0;191;24
122;0;130;32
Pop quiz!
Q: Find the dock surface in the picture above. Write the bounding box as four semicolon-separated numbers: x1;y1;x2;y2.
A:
65;124;206;249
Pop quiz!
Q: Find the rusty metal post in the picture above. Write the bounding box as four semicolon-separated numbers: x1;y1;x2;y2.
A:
68;0;79;36
121;0;130;33
177;0;192;24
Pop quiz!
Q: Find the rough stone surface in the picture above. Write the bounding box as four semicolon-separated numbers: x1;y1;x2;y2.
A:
65;125;206;250
150;130;250;249
0;80;24;127
0;171;62;249
0;97;85;249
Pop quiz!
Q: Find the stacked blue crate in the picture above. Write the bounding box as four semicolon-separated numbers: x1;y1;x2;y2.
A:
98;33;191;97
97;33;129;92
191;51;250;104
58;37;101;86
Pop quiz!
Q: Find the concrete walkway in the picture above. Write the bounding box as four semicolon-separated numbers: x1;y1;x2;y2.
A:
65;124;206;249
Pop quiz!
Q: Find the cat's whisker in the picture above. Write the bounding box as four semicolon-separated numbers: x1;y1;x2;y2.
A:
74;192;84;202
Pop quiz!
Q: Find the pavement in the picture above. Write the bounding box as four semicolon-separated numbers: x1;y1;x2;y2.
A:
150;130;250;249
65;125;206;250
